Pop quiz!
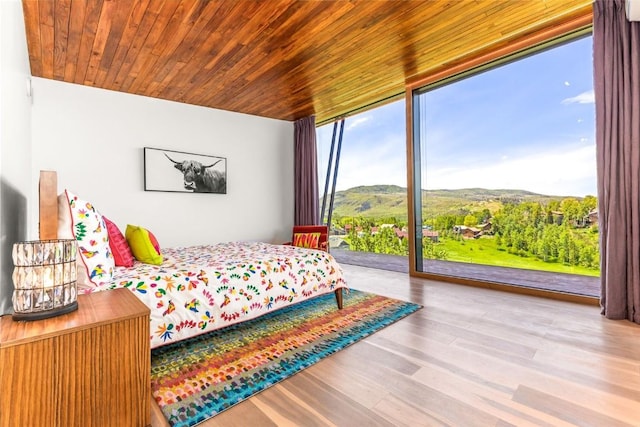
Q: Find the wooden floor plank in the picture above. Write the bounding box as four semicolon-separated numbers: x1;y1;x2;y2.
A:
151;264;640;427
278;372;395;427
533;343;640;390
304;359;392;409
410;365;573;427
250;383;338;427
512;385;637;427
372;394;451;427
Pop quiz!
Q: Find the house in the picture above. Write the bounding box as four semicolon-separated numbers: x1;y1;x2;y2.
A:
394;228;408;239
478;222;493;233
1;1;638;425
453;225;482;239
423;229;440;243
551;210;565;225
585;209;599;226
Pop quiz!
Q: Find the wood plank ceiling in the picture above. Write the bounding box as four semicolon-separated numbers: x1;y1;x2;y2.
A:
22;0;593;124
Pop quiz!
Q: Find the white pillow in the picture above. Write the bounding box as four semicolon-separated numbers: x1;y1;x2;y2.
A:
58;190;114;287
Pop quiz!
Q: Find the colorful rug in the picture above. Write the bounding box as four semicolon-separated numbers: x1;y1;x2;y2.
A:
150;289;422;427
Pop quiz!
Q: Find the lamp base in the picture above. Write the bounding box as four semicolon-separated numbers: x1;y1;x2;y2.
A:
12;301;79;321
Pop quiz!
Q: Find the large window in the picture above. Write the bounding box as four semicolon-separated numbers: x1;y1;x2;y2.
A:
317;101;407;255
411;33;598;295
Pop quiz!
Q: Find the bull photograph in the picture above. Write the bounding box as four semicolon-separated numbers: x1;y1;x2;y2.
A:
144;147;227;194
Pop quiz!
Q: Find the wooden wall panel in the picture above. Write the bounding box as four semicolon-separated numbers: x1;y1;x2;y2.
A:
38;170;58;240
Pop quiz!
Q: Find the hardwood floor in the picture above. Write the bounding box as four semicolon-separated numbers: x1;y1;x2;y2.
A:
151;264;640;427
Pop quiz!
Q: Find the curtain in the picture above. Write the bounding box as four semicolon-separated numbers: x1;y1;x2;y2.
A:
294;115;320;225
594;0;640;323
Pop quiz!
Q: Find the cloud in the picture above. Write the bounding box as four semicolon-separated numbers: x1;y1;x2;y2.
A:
346;116;371;130
324;133;407;192
319;130;597;198
425;142;597;196
561;90;595;105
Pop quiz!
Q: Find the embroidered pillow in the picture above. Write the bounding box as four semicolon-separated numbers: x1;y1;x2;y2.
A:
292;232;321;249
126;224;163;265
59;190;115;287
103;216;134;267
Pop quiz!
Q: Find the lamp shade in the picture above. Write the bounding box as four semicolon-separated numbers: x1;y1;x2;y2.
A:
12;239;78;320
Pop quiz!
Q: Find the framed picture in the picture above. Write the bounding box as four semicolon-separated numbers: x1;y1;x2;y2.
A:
144;147;227;194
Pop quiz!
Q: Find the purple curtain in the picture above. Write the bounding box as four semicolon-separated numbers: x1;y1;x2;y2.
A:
294;115;319;225
594;0;640;323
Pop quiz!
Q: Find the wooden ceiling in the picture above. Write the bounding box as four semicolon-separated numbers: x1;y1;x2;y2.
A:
22;0;593;124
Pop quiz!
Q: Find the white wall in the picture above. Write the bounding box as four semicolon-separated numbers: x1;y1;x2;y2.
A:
30;78;295;248
0;0;33;314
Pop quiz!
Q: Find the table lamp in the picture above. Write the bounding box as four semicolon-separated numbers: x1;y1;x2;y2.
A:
12;239;78;320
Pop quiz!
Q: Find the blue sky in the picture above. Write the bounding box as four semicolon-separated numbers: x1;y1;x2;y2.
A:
317;35;596;197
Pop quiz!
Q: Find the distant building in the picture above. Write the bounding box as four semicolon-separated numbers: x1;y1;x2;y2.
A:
453;225;482;239
329;235;350;249
586;209;599;226
392;228;438;242
423;230;439;242
394;228;407;239
551;211;564;225
478;222;493;234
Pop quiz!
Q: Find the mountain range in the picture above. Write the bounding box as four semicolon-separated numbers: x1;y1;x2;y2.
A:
323;185;574;220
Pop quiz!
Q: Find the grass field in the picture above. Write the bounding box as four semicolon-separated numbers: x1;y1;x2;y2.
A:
438;236;600;277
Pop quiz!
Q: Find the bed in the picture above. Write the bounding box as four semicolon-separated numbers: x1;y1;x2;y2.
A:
39;171;347;349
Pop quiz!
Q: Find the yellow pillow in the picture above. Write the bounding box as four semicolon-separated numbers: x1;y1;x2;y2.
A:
292;232;321;249
125;224;163;265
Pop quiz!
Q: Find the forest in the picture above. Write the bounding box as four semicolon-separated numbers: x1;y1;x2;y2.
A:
337;195;600;274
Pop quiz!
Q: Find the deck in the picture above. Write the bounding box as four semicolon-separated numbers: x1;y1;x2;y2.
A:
330;249;600;298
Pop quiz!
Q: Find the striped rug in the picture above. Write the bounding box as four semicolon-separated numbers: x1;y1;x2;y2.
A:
151;289;422;427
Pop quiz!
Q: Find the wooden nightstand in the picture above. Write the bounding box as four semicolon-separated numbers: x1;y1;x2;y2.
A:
0;288;151;427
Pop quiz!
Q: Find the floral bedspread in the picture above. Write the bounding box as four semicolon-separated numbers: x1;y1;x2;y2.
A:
88;242;348;348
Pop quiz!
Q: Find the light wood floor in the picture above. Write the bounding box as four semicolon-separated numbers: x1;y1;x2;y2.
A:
151;264;640;427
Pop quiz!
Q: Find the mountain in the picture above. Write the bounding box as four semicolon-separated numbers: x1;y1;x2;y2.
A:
325;185;408;219
324;185;573;220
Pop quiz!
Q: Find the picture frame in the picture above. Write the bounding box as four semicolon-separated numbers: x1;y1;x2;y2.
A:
144;147;227;194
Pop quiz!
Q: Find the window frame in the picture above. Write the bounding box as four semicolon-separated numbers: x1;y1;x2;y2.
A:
404;11;596;304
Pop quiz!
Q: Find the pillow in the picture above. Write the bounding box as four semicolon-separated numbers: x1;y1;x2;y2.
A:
103;216;134;267
125;225;163;265
292;232;321;249
148;230;161;254
58;190;115;287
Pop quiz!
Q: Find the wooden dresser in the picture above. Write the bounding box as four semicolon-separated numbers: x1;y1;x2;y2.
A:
0;288;151;427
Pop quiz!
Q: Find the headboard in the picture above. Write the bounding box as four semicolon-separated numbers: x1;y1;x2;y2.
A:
39;170;58;240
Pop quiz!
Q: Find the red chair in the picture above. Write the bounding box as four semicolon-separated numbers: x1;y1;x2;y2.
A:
285;225;329;252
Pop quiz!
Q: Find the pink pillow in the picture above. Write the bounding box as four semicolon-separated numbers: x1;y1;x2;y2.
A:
103;216;134;267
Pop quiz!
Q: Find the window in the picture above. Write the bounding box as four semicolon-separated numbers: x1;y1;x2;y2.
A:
317;101;407;257
410;33;598;296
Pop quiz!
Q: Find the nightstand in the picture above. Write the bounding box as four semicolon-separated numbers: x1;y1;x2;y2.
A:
0;288;151;427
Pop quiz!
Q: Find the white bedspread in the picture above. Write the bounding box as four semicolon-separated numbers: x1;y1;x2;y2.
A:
86;242;347;348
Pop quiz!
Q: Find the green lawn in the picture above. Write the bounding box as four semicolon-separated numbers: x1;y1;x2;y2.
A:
437;237;600;277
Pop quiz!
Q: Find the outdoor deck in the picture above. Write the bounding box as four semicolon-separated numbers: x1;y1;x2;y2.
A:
330;249;600;298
